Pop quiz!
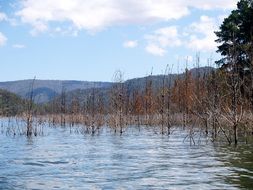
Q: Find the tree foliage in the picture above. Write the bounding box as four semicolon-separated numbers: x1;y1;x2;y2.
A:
215;0;253;71
0;89;25;116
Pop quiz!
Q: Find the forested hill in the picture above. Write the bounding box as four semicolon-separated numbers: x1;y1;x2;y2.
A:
0;89;25;116
124;66;214;92
0;67;214;104
56;66;214;105
0;80;113;103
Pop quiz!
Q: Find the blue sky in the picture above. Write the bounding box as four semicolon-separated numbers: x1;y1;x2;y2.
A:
0;0;238;82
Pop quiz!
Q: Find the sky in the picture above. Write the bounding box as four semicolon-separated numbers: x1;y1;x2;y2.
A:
0;0;238;82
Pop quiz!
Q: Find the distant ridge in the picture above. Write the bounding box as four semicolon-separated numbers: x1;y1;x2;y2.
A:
0;80;113;103
0;67;214;103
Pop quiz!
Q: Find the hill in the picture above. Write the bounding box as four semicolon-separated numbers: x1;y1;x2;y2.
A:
58;66;214;106
0;80;113;103
0;67;214;104
124;66;214;92
0;89;25;116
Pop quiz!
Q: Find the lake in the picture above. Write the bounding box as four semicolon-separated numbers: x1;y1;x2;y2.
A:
0;121;252;190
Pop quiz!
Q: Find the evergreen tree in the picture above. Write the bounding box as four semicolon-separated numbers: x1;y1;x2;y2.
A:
215;0;253;71
215;0;253;108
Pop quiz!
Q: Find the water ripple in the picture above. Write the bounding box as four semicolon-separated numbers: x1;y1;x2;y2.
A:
0;125;252;189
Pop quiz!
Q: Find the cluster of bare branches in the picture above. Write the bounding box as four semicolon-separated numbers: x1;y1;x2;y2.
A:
25;60;251;145
2;56;253;145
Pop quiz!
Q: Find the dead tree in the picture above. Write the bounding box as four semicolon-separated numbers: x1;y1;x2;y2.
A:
70;95;80;126
144;71;154;126
165;65;173;135
109;70;125;134
132;90;143;126
26;77;35;136
60;86;66;126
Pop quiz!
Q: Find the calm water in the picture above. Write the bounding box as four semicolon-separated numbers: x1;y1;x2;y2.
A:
0;123;252;189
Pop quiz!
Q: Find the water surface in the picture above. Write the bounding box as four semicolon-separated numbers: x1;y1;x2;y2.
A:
0;124;252;189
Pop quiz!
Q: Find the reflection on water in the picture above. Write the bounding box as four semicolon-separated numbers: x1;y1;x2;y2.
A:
215;145;253;189
0;124;252;190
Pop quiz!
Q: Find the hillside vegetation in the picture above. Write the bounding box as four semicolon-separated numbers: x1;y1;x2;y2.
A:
0;67;213;104
0;80;112;103
0;89;25;116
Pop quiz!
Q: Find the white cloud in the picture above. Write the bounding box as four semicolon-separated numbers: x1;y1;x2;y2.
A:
0;12;8;47
0;12;7;21
13;44;26;48
0;32;7;46
0;12;18;26
15;0;237;34
123;40;138;48
145;44;166;57
30;22;48;36
15;0;188;33
145;26;181;48
145;26;181;56
50;26;78;36
188;0;237;10
143;14;227;55
186;15;219;51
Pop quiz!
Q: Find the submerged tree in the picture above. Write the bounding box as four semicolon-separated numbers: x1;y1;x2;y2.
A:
60;86;67;126
26;78;36;136
144;74;155;126
109;70;125;134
